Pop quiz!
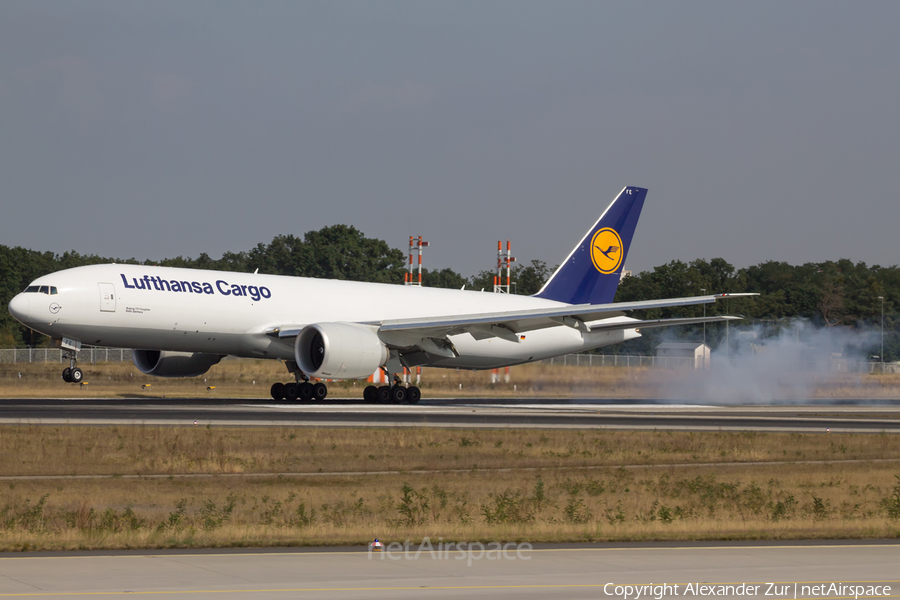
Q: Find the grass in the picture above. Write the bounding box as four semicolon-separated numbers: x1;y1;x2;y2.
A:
2;359;900;398
0;426;899;477
0;426;899;550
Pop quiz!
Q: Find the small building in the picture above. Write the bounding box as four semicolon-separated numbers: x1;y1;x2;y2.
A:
655;341;711;369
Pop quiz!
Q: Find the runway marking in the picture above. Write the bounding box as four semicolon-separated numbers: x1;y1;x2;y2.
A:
254;403;706;411
0;584;606;597
254;404;900;421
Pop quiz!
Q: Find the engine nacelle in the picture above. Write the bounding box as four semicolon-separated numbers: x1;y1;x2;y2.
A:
133;350;224;378
295;322;389;379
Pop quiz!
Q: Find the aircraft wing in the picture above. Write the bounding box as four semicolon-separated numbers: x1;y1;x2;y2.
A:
373;293;754;343
270;293;755;347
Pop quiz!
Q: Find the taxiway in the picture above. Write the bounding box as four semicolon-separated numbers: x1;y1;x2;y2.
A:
0;541;897;599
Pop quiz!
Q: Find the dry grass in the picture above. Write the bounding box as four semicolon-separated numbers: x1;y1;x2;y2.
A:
2;359;900;398
1;426;900;550
1;462;899;551
1;426;899;477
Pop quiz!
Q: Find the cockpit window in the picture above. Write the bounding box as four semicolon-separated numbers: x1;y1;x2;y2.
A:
23;285;57;294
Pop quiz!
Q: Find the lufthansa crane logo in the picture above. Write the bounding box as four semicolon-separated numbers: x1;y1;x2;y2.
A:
590;228;623;274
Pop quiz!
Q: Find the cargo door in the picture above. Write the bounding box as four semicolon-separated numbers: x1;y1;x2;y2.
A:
99;282;117;312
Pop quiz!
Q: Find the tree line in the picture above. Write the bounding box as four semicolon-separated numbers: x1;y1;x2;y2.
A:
613;257;897;359
0;226;896;359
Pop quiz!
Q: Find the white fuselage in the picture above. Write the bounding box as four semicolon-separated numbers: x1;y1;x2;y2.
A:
10;264;640;371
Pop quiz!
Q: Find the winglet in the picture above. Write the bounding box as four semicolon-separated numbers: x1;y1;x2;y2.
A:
534;186;647;305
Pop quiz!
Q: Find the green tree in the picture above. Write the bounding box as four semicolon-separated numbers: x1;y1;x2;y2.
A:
421;268;468;289
514;260;553;295
299;225;404;282
468;260;553;295
2;236;898;359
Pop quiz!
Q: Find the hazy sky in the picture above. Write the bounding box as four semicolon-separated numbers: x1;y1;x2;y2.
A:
2;1;899;278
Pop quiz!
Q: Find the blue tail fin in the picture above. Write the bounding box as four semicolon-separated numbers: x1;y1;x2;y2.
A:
534;186;647;305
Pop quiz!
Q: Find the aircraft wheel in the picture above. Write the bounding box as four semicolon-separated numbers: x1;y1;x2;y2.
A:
299;382;314;401
376;385;392;404
363;385;378;404
270;382;285;400
70;368;83;384
312;382;328;400
284;382;300;401
406;386;421;404
390;385;407;404
62;368;72;383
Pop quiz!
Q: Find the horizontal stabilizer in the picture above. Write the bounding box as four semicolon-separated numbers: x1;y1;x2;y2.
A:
588;315;742;333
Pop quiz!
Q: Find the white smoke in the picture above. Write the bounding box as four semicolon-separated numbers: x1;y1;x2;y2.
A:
652;320;879;403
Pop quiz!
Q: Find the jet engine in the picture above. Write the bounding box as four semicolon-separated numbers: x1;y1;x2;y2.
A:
295;322;389;379
133;350;224;378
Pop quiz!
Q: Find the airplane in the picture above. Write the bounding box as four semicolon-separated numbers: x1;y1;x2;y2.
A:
7;186;751;404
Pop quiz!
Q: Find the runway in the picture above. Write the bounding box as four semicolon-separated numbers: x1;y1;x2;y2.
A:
1;397;900;431
0;541;897;599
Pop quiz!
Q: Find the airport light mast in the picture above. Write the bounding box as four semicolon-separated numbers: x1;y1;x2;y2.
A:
879;295;885;374
493;240;515;293
404;236;429;286
701;288;706;346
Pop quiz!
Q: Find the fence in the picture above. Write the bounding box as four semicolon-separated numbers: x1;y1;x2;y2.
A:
0;347;133;364
543;353;899;374
1;348;679;368
543;353;694;369
1;347;896;374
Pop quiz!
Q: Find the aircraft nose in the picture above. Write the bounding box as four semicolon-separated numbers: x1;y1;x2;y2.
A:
8;294;30;324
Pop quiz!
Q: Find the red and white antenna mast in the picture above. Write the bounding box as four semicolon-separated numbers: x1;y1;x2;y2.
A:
492;239;515;293
404;235;430;286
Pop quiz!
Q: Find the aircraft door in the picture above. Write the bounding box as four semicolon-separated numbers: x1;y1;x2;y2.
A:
99;282;117;312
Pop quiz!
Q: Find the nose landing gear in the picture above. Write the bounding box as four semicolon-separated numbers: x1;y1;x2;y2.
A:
61;351;83;383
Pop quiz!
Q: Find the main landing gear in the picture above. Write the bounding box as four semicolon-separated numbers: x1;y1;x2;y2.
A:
269;360;328;402
268;363;421;405
269;380;328;402
363;373;421;405
61;350;83;383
